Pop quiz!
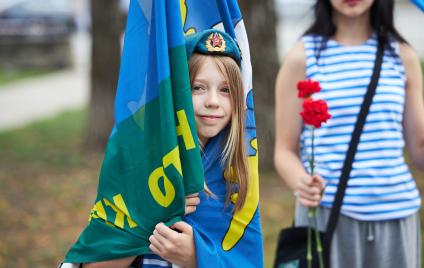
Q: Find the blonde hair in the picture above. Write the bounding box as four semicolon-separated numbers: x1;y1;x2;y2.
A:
188;53;249;211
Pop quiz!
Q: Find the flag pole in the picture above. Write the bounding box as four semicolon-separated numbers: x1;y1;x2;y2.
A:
215;0;236;38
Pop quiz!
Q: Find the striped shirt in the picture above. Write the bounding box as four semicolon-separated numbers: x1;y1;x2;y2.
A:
139;254;173;268
300;34;421;221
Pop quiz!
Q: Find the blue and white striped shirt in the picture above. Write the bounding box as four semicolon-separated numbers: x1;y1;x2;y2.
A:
300;34;421;221
139;254;173;268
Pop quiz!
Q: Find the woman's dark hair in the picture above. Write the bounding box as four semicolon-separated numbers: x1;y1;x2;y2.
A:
304;0;407;57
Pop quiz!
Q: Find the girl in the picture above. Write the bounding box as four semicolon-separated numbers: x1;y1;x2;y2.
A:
83;29;262;268
274;0;424;267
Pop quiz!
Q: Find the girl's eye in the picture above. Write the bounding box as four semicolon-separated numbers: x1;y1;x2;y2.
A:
221;87;230;94
192;86;203;91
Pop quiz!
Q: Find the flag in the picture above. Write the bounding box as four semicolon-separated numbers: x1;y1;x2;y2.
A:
411;0;424;12
62;0;263;266
63;0;204;263
181;0;263;267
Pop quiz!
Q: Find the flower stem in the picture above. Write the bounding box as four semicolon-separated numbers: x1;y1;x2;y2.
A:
310;127;325;268
313;209;325;268
311;128;315;175
307;127;315;268
307;208;313;268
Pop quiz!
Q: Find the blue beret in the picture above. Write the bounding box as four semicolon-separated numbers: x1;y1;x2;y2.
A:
185;29;242;66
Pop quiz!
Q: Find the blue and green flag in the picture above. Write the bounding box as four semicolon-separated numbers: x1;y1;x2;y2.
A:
64;0;204;262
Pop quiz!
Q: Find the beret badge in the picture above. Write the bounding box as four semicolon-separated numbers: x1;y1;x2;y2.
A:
205;32;226;52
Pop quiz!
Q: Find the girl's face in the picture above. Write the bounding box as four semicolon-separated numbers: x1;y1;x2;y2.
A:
330;0;374;18
191;56;232;145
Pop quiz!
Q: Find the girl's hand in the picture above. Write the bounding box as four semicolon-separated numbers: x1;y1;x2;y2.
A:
294;174;325;208
185;193;200;215
149;222;197;268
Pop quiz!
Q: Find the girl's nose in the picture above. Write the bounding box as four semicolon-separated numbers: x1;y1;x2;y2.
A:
205;90;220;108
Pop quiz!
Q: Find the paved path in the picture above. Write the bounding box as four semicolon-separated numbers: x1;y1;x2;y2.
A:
0;68;88;131
0;33;90;132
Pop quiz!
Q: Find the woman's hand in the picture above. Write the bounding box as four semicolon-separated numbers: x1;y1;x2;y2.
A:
149;222;197;268
185;193;200;215
294;174;325;208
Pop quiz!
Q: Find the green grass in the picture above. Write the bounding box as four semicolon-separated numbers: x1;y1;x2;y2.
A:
0;109;99;267
0;110;87;168
0;69;54;87
0;109;423;267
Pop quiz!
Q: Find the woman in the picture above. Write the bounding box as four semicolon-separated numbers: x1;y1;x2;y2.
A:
274;0;424;267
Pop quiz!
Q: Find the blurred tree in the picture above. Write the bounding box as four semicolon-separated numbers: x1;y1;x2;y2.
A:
85;0;122;152
239;0;279;170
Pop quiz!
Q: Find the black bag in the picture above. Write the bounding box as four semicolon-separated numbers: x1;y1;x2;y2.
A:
274;226;326;268
273;38;385;268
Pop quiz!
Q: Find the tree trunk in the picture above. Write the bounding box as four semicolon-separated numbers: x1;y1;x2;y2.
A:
240;0;279;171
84;0;122;153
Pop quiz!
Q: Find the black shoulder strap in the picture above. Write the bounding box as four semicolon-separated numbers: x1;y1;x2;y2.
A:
323;38;385;248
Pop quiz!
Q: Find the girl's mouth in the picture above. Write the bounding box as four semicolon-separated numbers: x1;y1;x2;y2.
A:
198;115;223;122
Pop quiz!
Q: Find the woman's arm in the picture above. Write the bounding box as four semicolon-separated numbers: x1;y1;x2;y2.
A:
274;41;324;207
400;43;424;170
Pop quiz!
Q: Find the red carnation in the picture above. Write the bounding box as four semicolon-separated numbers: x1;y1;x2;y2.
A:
300;98;332;128
297;80;330;268
297;79;321;98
